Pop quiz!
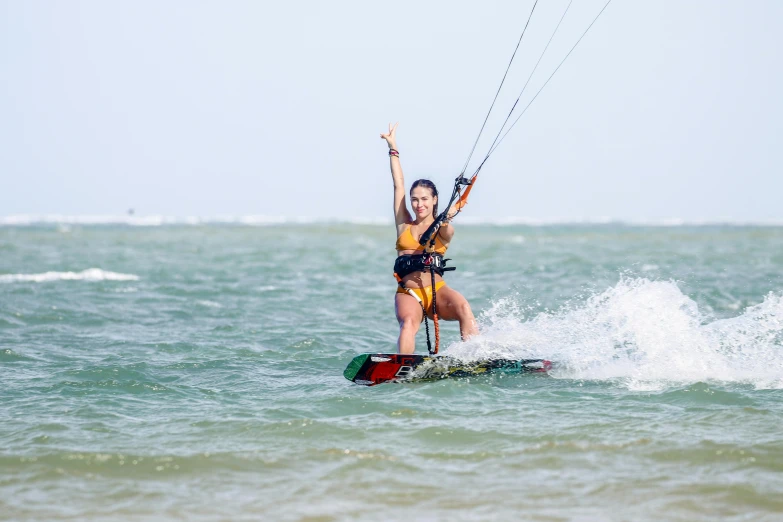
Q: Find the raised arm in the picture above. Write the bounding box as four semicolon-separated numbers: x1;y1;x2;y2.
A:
381;123;411;232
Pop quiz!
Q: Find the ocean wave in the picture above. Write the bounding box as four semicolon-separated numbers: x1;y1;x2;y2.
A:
0;214;391;227
2;214;782;227
0;268;140;283
450;277;783;390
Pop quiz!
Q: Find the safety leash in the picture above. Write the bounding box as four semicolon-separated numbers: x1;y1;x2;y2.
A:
428;238;440;355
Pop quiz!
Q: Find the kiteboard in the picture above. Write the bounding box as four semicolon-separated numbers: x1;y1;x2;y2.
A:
344;353;552;386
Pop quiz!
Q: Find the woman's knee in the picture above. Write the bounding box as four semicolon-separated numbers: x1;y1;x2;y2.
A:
456;300;474;320
399;316;420;332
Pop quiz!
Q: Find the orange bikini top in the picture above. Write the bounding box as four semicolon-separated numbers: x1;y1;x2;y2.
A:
395;224;448;254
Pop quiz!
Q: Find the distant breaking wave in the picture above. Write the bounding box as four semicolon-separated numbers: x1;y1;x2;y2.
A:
0;268;140;283
0;214;389;226
2;215;782;227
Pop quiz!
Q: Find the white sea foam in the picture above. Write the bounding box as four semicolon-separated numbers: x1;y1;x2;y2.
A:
448;277;783;390
196;300;223;308
2;215;783;227
0;268;140;283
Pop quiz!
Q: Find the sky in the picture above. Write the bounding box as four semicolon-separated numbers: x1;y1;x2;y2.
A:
1;0;781;222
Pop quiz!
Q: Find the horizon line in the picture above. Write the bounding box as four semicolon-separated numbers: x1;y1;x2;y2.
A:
2;214;782;227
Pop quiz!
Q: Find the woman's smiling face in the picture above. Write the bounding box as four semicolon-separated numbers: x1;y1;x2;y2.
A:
410;186;437;219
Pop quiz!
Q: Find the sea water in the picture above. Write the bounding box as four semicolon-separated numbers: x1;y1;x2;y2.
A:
1;221;782;521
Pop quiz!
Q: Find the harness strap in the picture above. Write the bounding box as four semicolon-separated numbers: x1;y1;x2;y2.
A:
428;235;440;355
430;263;440;354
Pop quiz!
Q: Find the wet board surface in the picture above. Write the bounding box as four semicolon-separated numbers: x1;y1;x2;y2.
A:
344;353;552;386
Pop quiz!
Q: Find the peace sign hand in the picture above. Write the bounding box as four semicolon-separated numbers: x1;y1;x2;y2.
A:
380;122;398;150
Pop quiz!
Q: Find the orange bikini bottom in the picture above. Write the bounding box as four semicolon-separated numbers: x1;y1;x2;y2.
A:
396;281;446;318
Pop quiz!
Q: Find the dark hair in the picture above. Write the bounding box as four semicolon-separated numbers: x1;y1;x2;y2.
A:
410;179;439;218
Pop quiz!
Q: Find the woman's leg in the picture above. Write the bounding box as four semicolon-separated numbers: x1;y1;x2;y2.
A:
433;285;479;340
395;292;424;354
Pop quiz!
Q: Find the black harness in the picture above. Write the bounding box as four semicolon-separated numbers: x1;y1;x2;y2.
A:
393;252;455;279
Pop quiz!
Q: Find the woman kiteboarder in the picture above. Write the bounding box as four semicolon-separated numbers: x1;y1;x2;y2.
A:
381;123;478;354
